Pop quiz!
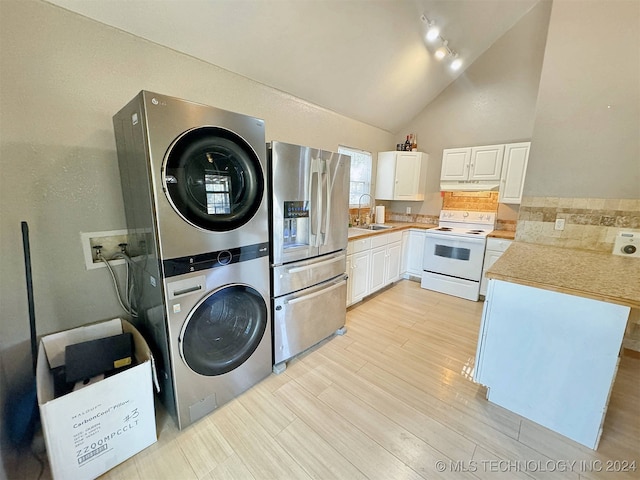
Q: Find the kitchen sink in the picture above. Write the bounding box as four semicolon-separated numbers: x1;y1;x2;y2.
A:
352;224;395;231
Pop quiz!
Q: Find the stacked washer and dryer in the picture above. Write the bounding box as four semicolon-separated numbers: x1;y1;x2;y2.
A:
112;91;271;429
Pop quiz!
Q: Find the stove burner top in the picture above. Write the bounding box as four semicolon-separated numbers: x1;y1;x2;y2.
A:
429;226;492;238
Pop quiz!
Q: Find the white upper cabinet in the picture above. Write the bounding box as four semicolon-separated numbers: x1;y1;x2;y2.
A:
441;144;504;181
470;144;504;180
375;151;429;201
499;142;530;204
440;148;471;180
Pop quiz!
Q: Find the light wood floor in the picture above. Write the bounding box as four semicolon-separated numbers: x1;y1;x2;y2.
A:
12;280;640;479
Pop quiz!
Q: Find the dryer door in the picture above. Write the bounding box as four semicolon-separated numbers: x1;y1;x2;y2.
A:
163;126;264;232
179;284;268;376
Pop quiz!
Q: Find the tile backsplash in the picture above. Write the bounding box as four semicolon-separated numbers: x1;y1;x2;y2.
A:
442;191;499;211
386;212;439;225
516;197;640;252
382;191;503;227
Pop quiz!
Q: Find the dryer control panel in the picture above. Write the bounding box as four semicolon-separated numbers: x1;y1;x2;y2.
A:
163;242;269;277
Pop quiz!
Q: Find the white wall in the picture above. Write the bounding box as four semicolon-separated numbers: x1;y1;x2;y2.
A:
525;0;640;199
0;0;393;413
394;0;552;218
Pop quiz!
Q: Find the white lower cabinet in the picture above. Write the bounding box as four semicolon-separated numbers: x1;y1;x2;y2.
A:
369;245;387;293
480;237;512;296
369;232;402;294
347;231;402;306
401;229;426;278
346;237;371;306
388;242;402;282
347;250;370;306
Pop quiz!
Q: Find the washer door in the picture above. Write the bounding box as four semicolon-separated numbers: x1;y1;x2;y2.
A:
179;284;268;376
163;127;264;232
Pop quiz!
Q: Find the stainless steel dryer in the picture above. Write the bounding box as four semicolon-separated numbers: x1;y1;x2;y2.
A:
112;91;271;429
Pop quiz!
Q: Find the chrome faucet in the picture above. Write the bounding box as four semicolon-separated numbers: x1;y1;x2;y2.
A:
357;193;374;226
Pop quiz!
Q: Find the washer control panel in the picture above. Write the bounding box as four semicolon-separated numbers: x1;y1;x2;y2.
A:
612;232;640;258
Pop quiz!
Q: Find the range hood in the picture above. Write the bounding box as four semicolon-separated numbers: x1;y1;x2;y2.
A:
440;180;500;192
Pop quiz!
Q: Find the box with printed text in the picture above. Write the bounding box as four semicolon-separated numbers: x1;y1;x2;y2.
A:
36;318;157;480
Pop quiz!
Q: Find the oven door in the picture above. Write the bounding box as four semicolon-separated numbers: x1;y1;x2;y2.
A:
423;233;485;281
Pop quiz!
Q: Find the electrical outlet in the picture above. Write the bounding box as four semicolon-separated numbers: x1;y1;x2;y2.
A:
80;229;130;270
406;207;412;214
554;218;565;231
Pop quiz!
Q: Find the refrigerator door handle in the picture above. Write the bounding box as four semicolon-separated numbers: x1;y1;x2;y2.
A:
321;159;332;245
309;163;318;246
309;157;323;247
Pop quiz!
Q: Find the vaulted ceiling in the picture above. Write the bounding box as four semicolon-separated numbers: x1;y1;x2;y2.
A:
44;0;540;132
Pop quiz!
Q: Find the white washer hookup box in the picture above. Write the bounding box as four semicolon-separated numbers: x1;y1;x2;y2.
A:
36;318;158;480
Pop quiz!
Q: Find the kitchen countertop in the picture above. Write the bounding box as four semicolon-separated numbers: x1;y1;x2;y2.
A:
488;230;515;240
487;241;640;309
348;223;516;240
347;222;435;239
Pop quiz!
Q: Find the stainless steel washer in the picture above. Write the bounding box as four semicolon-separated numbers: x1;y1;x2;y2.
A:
112;91;271;429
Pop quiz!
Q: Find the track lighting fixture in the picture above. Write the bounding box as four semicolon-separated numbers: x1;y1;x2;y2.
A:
421;14;463;72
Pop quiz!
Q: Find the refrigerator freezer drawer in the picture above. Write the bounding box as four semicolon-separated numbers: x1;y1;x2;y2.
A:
273;275;347;365
272;251;346;297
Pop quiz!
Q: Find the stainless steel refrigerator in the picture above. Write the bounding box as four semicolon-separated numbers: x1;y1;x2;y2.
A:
268;141;351;372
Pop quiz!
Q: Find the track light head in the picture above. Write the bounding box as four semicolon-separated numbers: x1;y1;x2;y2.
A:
450;55;463;71
434;47;448;60
426;25;440;42
421;14;440;43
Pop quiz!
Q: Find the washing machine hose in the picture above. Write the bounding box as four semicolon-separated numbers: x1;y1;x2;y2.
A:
98;251;138;318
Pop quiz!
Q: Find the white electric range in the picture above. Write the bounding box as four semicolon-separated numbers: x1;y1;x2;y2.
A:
421;210;496;301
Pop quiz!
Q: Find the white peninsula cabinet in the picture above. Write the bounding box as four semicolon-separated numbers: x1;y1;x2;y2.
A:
441;144;504;181
498;142;530;204
474;242;638;449
375;151;429;201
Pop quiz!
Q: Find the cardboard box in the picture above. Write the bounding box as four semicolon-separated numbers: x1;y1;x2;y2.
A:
36;318;157;480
